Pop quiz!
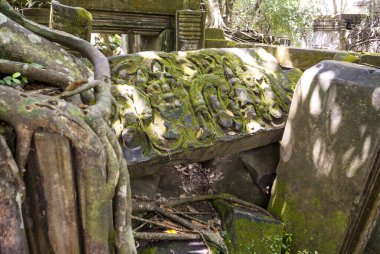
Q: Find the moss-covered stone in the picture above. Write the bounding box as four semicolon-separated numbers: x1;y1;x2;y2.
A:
110;48;294;172
205;28;225;40
205;39;228;48
50;1;92;42
283;68;303;90
139;241;219;254
213;200;284;254
360;53;380;68
332;51;361;63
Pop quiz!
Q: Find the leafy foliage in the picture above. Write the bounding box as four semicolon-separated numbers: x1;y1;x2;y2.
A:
231;0;315;46
0;72;28;88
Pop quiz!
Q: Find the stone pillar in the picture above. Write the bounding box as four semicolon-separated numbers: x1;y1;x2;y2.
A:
176;10;205;51
311;18;346;50
50;0;92;42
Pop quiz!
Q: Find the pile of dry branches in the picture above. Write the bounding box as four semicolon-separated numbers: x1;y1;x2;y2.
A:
347;1;380;53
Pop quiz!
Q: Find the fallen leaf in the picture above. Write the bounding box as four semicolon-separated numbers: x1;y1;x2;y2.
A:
226;110;235;117
164;229;177;234
196;128;203;139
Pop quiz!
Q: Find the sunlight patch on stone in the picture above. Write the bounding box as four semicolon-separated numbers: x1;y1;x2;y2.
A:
313;138;334;176
329;104;342;135
280;121;294;163
372;87;380;111
346;136;372;178
309;87;322;117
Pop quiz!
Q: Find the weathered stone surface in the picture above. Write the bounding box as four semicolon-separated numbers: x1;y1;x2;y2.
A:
214;200;284;254
240;143;280;195
205;28;225;40
360;53;380;68
50;1;92;42
139;241;217;254
110;48;295;175
130;172;161;199
210;154;267;206
268;61;380;253
59;0;201;15
252;44;378;70
26;131;80;254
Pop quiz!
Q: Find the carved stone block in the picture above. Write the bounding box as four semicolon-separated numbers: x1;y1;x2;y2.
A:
176;10;206;51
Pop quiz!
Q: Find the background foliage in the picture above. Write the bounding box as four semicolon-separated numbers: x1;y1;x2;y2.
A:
216;0;316;46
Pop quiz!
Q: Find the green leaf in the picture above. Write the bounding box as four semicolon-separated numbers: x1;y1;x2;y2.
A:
0;80;5;84
5;79;12;85
22;76;28;83
12;72;21;78
12;78;21;84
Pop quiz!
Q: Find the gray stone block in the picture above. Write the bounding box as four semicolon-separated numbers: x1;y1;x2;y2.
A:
269;60;380;253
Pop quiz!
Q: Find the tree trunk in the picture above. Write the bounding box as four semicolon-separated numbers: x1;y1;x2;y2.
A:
205;0;226;28
224;0;234;27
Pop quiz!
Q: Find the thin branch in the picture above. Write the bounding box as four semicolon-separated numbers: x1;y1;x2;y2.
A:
167;194;273;217
133;232;200;241
132;215;190;233
58;81;97;99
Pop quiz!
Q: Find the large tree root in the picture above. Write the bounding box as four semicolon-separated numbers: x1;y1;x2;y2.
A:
0;86;135;253
0;0;136;253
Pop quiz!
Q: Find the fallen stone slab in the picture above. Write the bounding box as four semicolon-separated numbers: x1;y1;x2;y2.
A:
210;153;267;207
240;143;280;195
269;60;380;253
109;48;296;177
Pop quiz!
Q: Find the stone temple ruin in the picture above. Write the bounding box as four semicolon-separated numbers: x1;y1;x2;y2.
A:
2;1;380;253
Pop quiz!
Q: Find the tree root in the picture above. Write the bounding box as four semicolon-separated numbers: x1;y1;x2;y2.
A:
0;59;72;89
0;1;136;253
0;86;136;253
